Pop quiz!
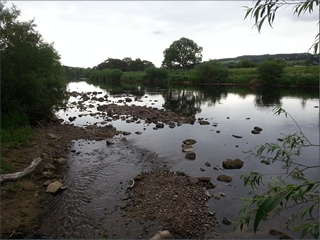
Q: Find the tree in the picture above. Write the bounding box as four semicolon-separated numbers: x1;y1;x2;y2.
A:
195;60;228;84
244;0;319;54
162;37;203;70
1;2;66;125
257;60;286;84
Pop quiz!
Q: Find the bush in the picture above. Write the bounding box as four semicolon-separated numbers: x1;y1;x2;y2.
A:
100;69;123;84
195;60;228;83
145;67;168;82
120;71;147;82
257;60;286;84
1;3;66;125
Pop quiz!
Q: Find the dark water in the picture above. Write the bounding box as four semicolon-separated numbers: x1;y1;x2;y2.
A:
38;82;319;239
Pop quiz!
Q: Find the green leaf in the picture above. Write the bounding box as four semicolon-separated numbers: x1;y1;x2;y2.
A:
253;197;272;232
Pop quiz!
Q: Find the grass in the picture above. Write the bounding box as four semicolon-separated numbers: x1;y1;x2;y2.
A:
1;126;34;149
2;182;21;192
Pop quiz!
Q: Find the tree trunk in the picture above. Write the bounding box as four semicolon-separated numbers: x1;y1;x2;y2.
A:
0;157;42;183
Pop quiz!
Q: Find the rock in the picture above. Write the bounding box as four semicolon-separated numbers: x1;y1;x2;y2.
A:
232;135;243;139
198;176;211;182
199;120;210;125
42;171;53;178
156;122;165;128
183;139;197;145
254;126;263;132
251;129;260;134
43;163;55;170
150;230;172;240
106;140;115;145
217;174;232;182
182;145;194;152
205;162;211;167
46;133;59;140
200;168;205;171
222;217;232;225
185;152;196;160
222;159;244;169
135;131;143;135
125;97;132;102
212;193;221;199
168;122;176;128
46;181;63;194
122;131;131;135
55;157;67;165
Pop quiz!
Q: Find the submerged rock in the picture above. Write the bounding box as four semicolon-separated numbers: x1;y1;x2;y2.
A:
185;152;196;160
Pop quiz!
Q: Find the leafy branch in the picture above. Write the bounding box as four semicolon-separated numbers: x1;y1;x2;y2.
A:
243;0;319;54
236;107;319;238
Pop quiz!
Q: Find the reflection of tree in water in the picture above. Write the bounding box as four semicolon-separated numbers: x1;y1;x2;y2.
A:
255;88;282;107
162;86;227;115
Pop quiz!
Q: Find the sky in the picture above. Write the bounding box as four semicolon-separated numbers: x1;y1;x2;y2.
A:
7;1;319;68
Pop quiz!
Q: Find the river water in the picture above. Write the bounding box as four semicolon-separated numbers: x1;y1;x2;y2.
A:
38;81;319;239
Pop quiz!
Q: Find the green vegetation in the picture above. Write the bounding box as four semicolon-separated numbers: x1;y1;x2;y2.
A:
1;3;67;126
235;107;319;239
195;60;228;84
235;1;320;238
145;67;168;82
162;37;203;70
257;60;286;85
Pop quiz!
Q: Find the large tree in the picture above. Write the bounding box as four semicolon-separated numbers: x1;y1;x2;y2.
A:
162;37;203;70
1;2;66;125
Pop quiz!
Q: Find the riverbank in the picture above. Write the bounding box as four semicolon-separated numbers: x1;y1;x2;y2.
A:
1;109;216;238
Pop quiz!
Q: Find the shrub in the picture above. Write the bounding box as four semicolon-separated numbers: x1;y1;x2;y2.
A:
257;60;286;84
145;67;168;82
195;60;228;83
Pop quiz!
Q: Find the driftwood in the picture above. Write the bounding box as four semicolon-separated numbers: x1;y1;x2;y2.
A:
0;157;42;183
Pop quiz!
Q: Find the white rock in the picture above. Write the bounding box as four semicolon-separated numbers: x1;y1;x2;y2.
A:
46;181;63;194
150;230;172;240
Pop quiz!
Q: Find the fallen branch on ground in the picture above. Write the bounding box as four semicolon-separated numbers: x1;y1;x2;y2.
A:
0;157;42;183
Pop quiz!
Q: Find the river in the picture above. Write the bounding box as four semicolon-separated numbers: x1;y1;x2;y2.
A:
38;81;319;239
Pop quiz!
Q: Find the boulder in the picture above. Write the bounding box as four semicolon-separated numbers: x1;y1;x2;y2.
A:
46;181;63;194
217;174;232;182
222;159;244;169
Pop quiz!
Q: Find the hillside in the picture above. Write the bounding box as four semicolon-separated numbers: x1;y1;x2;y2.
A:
216;53;319;66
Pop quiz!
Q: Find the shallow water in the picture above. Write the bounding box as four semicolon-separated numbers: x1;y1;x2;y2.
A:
39;81;319;239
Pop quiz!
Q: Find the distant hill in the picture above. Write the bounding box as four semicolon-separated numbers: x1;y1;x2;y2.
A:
215;53;319;66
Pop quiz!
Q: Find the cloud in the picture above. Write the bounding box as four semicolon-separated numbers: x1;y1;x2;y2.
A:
8;1;317;68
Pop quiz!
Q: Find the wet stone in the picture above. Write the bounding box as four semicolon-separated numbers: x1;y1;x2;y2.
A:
222;159;244;169
185;152;196;160
217;174;232;183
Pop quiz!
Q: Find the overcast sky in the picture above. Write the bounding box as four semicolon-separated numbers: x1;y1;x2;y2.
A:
8;1;319;68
